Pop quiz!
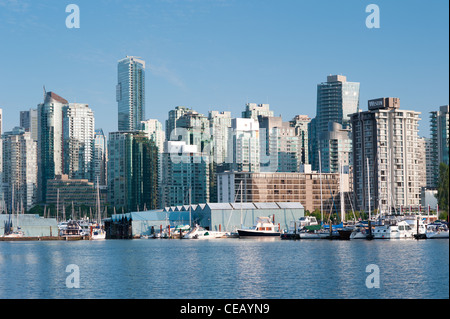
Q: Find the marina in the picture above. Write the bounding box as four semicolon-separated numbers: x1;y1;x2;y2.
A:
0;238;448;299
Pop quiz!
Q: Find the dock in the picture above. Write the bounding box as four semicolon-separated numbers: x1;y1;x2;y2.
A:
0;235;90;242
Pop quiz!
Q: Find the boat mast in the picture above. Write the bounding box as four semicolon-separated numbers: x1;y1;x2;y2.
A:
367;157;371;220
56;188;59;223
340;160;345;223
189;186;192;228
96;176;101;225
319;150;323;225
240;180;243;229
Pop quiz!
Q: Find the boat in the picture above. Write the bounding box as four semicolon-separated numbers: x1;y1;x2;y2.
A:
373;219;414;239
90;225;106;240
60;220;84;237
350;222;374;239
183;224;228;239
237;217;281;237
281;216;319;240
299;227;330;239
2;229;25;238
402;215;427;238
426;222;449;239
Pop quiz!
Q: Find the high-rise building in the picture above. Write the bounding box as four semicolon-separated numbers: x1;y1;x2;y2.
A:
209;111;232;165
92;129;108;186
242;103;274;121
424;137;435;189
37;91;68;202
430;105;449;187
20;109;38;141
259;116;299;172
174;109;211;153
108;131;158;212
117;56;145;131
290;115;310;167
318;122;352;174
161;141;209;207
311;75;360;172
351;98;423;214
2;127;37;211
141;119;165;199
227;118;260;173
63;103;95;181
165;106;192;141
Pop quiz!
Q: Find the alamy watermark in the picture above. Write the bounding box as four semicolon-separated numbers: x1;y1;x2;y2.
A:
65;264;80;289
66;4;80;29
365;264;380;289
366;4;380;29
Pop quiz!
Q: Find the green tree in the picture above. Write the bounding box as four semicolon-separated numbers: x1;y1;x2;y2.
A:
436;163;449;214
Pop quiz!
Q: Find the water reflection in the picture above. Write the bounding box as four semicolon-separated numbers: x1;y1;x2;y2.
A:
0;239;448;299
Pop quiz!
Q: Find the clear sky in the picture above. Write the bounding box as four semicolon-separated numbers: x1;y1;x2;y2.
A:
0;0;448;137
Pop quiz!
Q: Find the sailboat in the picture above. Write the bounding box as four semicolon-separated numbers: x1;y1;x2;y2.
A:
2;185;24;238
90;178;106;240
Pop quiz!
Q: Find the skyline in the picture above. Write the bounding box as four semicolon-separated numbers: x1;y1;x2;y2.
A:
0;0;449;137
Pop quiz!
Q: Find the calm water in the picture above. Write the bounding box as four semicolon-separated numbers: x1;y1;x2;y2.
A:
0;238;448;299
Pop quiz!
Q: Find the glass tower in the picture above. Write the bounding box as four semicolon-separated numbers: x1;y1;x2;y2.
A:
117;56;145;131
311;75;360;172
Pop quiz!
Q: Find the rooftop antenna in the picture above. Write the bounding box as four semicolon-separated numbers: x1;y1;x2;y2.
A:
43;85;47;100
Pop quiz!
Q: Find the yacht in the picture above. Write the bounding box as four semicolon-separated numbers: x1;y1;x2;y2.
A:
426;222;449;239
237;217;281;237
297;216;319;228
373;219;414;239
281;216;319;239
90;225;106;240
2;229;24;238
60;220;83;237
183;224;227;239
350;223;372;239
402;215;427;237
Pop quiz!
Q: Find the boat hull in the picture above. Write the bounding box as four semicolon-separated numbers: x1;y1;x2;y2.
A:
237;230;280;237
426;232;449;239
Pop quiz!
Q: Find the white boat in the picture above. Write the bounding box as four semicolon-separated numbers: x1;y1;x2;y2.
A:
373;220;414;239
2;230;25;238
350;223;372;239
426;222;449;239
183;224;227;239
90;226;106;240
237;217;281;237
297;216;319;228
402;215;427;236
60;220;84;237
299;229;329;239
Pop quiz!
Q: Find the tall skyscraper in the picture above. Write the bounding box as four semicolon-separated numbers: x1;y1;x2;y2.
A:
20;109;38;141
311;75;360;172
117;56;145;131
259;116;299;173
290;115;311;167
161;141;209;207
108;131;158;212
165;106;192;141
209;111;232;165
430;105;449;187
227;118;260;173
2;127;38;211
351;98;423;214
63;103;95;181
92;129;108;186
37;91;68;202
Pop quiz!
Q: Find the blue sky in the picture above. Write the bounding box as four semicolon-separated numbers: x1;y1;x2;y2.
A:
0;0;448;137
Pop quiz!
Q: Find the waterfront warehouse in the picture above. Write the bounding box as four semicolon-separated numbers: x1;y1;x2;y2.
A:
105;202;304;238
0;214;58;238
